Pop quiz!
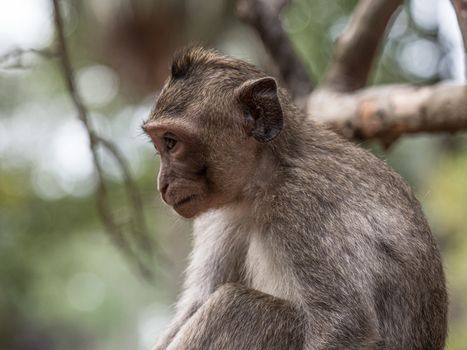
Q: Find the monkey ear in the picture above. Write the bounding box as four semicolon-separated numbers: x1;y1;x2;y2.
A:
236;77;283;143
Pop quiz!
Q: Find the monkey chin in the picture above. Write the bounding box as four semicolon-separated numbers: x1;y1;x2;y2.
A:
171;195;201;219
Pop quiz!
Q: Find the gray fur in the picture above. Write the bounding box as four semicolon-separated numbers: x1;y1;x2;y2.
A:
148;47;447;350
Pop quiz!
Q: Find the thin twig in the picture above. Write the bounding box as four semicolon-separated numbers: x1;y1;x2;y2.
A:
96;135;154;256
237;0;313;101
51;0;162;282
324;0;403;92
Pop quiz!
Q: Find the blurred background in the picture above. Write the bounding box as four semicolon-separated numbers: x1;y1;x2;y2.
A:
0;0;466;349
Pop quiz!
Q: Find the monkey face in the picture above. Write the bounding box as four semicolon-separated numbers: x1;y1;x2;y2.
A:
142;48;284;218
143;120;211;218
143;115;258;218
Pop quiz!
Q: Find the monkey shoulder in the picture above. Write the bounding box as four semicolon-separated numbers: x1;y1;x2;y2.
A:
289;136;424;225
268;139;437;270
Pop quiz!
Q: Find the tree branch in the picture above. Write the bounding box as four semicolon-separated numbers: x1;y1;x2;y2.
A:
324;0;402;92
51;0;164;282
307;83;467;148
237;0;313;99
235;0;467;147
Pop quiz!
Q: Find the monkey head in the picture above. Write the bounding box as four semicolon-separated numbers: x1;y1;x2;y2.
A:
142;47;284;218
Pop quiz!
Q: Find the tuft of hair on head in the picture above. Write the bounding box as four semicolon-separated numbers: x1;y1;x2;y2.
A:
170;46;221;80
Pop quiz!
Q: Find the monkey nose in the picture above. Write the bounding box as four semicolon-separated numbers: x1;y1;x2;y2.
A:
158;172;171;202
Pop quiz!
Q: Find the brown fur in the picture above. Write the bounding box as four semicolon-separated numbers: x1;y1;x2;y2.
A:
143;47;448;350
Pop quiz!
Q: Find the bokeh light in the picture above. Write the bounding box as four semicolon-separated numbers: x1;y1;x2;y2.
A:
0;0;53;55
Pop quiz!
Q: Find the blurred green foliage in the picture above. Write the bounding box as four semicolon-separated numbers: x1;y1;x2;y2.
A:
0;0;466;349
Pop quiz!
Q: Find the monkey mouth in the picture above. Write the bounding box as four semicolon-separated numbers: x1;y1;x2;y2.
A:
173;194;197;208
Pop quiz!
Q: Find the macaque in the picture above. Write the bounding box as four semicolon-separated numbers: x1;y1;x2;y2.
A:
142;47;447;350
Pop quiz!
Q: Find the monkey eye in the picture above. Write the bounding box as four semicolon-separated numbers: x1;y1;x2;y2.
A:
163;133;178;151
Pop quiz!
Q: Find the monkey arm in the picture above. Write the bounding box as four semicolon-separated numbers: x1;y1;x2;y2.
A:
160;284;381;350
165;283;305;350
153;304;200;350
155;219;249;350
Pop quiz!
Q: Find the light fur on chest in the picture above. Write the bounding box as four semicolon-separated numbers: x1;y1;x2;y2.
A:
194;206;299;302
245;231;299;302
